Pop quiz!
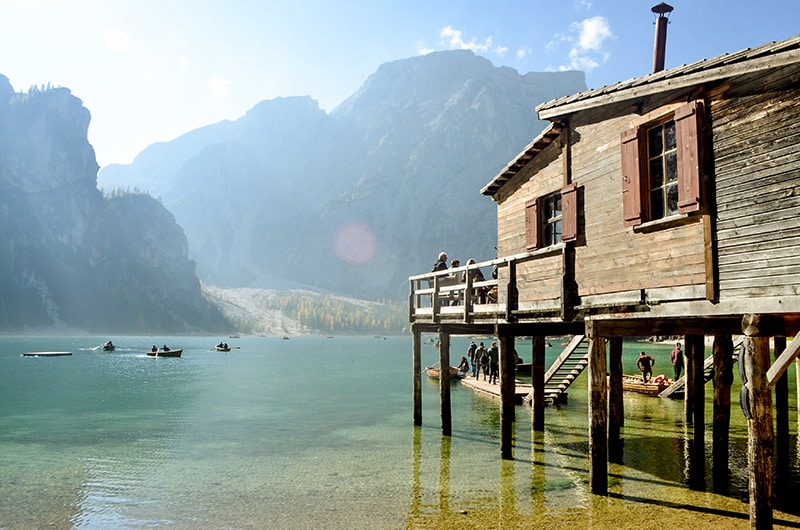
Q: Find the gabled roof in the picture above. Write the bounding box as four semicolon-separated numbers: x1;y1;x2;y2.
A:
537;34;800;120
482;34;800;197
481;122;563;197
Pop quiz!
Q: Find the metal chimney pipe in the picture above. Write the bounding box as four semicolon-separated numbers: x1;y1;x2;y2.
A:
651;2;674;73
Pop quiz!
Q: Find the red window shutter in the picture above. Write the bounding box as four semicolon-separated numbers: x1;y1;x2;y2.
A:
561;183;578;242
675;100;703;213
525;199;539;250
620;127;642;226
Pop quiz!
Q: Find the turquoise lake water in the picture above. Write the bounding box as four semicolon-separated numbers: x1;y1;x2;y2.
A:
1;335;799;529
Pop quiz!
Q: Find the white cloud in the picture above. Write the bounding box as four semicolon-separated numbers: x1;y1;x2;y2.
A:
516;46;530;59
575;16;612;52
209;75;231;94
424;26;509;58
549;16;614;72
104;27;130;52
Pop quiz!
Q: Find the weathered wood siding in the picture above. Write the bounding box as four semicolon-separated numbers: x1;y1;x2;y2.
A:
569;107;707;300
713;87;800;299
495;139;563;307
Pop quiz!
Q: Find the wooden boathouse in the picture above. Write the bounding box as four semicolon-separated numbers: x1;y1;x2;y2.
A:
409;28;800;529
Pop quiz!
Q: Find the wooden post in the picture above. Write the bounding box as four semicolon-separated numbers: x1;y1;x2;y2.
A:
413;325;422;426
499;331;516;460
587;323;608;495
438;330;451;436
684;333;695;424
531;335;545;432
688;334;705;489
608;337;624;464
712;334;732;492
774;336;789;502
742;335;773;529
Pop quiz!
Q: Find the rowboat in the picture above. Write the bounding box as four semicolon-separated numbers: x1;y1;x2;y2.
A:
103;342;115;351
21;351;72;357
215;345;231;351
425;365;464;380
147;349;183;358
620;374;670;396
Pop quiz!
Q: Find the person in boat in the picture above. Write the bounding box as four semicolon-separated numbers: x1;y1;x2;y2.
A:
671;343;684;380
151;345;158;352
458;356;470;374
162;344;170;351
105;340;113;348
636;351;656;383
217;342;224;348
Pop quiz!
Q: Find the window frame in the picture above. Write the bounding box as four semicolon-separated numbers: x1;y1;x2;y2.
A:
621;100;704;227
526;184;578;251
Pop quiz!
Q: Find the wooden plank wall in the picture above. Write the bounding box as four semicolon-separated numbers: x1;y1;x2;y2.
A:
569;109;707;298
712;86;800;300
495;139;564;304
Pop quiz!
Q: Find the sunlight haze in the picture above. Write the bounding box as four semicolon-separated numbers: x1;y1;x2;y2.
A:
2;0;797;167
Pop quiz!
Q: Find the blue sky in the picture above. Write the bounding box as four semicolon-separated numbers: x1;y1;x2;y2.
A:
2;0;798;168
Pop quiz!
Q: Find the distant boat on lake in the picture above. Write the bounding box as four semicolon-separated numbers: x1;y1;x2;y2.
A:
147;348;182;358
21;351;72;357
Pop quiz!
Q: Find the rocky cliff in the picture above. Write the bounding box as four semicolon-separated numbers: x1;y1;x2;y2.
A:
0;75;230;333
99;51;587;300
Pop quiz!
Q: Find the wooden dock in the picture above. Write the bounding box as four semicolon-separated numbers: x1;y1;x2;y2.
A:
459;374;531;404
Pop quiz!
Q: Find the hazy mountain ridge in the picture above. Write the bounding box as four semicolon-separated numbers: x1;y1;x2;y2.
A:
99;51;587;300
0;75;230;333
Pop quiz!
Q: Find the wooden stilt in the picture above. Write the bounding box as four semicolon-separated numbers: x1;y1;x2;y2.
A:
743;335;773;529
499;331;516;460
587;324;608;495
688;334;706;490
608;337;623;464
712;334;732;492
438;330;451;436
531;335;545;432
412;325;422;426
685;334;695;424
774;336;789;503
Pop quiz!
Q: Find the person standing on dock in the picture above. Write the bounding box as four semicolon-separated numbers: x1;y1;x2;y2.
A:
467;341;478;377
488;342;499;384
671;343;684;381
477;342;489;381
636;351;655;383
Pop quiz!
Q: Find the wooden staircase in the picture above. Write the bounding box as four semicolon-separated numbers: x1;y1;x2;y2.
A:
524;335;589;405
659;338;743;398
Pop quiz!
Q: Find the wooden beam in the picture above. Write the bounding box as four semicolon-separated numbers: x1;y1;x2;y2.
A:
608;337;624;464
774;336;790;498
742;313;800;337
438;331;451;436
590;317;741;337
531;336;545;431
499;332;516;460
744;336;774;528
766;333;800;388
587;322;608;495
412;325;422;426
712;334;733;492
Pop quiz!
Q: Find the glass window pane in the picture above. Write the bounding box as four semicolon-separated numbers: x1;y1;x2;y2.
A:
664;121;676;150
666;182;679;215
650;189;664;219
666;151;677;183
554;220;562;242
554;195;562;216
649;159;663;189
648;126;663;157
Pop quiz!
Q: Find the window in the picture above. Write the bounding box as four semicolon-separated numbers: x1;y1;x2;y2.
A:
526;184;577;250
542;193;562;247
621;100;704;227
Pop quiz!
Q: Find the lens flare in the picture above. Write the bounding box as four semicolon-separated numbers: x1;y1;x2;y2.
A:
333;222;376;265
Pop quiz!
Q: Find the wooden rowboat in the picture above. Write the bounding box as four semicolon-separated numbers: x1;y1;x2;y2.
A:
147;349;183;358
21;351;72;357
215;345;231;351
620;374;670;396
425;365;464;380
